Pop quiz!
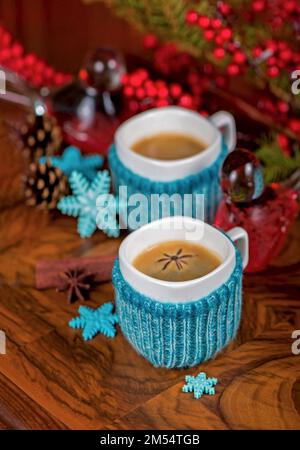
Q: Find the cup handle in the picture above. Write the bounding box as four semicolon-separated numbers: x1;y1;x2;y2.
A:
226;227;249;270
210;111;237;153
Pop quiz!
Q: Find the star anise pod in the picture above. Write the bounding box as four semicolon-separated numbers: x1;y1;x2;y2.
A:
57;268;94;303
157;248;195;271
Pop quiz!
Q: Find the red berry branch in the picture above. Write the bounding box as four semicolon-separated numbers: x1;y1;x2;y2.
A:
0;25;71;88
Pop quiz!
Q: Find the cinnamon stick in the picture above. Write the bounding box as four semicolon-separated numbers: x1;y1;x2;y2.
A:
36;253;117;290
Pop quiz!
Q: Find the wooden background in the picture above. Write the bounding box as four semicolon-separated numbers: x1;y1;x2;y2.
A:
0;0;300;431
0;0;142;73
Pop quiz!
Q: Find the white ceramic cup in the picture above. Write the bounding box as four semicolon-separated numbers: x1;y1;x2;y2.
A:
119;216;248;303
115;106;236;182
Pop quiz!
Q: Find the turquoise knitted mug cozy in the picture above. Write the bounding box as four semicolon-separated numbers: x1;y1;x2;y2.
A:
112;248;243;368
108;139;228;225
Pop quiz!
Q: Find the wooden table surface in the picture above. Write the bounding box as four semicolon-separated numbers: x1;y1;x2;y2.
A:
0;106;299;430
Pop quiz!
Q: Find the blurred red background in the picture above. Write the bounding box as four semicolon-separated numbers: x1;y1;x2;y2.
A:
0;0;143;73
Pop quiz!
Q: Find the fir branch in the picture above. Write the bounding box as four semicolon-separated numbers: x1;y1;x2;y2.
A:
256;137;300;183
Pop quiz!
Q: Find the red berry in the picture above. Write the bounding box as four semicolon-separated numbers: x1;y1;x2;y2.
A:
289;119;300;134
44;67;54;79
129;100;140;113
215;75;227;88
136;68;148;81
178;94;194;108
0;48;10;61
252;47;262;58
155;99;169;107
204;30;215;41
24;53;36;66
267;56;277;66
11;43;23;58
279;49;292;62
143;34;159;50
185;10;199;25
277;41;288;51
227;64;240;76
145;84;157;98
123;85;134;97
218;2;231;16
211;19;222;29
203;63;213;74
198;16;210;29
121;73;129;85
213;47;225;59
214;36;224;46
266;40;277;52
284;1;296;12
200;110;209;117
130;73;143;88
267;66;279;77
54;73;64;85
158;86;169;99
136;87;146;100
277;133;291;157
1;31;12;47
169;83;182;99
277;101;289;114
188;72;201;85
220;27;232;41
233;50;246;64
252;1;265;12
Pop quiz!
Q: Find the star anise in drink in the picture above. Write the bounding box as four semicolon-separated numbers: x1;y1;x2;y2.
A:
157;249;195;271
57;268;94;303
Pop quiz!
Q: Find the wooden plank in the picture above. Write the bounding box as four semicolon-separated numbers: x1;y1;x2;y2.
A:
112;335;300;430
0;371;66;429
0;322;191;429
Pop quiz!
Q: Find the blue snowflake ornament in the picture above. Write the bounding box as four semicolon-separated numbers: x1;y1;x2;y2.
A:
57;170;111;238
182;372;218;399
69;302;119;341
40;146;104;181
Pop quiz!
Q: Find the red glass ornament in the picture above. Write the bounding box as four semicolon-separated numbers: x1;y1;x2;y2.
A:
215;149;299;272
215;185;299;272
221;149;265;203
49;48;126;155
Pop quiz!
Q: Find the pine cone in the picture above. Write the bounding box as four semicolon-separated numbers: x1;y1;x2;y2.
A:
24;161;68;209
19;112;62;161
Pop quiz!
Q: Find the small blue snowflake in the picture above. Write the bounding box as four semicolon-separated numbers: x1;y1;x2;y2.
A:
69;302;119;341
40;146;104;181
57;170;113;238
182;372;218;399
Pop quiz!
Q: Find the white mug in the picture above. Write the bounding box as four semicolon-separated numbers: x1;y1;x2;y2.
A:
115;106;236;182
119;216;248;303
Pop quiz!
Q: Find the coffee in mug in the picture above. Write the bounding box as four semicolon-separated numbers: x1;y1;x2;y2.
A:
133;240;222;282
131;132;207;161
